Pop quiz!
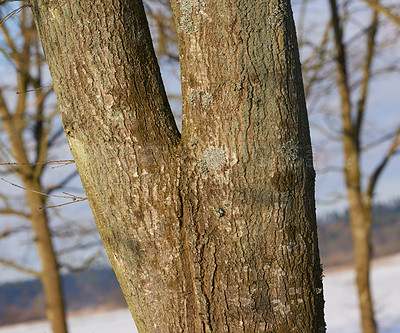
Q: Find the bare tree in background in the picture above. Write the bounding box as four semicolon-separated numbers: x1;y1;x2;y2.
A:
296;1;400;332
0;5;105;333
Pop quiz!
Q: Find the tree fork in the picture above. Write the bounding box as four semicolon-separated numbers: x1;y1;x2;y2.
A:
31;0;325;331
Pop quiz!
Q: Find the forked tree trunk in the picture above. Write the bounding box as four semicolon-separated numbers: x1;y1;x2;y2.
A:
31;0;325;331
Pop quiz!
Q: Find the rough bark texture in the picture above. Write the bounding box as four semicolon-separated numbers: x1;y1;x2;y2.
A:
31;0;325;331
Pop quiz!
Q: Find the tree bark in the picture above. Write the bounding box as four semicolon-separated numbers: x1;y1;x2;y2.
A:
31;0;325;331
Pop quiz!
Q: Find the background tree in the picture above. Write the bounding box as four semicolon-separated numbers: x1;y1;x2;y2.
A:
295;1;400;332
30;0;325;332
0;4;106;333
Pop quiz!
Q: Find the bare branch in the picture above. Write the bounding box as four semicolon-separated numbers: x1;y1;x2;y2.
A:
16;85;53;94
46;170;79;194
317;192;347;205
0;5;29;25
1;177;86;200
0;88;10;122
0;257;41;277
0;160;75;168
310;121;342;141
354;5;379;144
360;0;400;26
0;0;27;5
60;254;101;273
42;198;87;209
328;0;354;142
366;126;400;202
0;225;31;239
57;240;102;256
0;208;30;218
362;130;399;151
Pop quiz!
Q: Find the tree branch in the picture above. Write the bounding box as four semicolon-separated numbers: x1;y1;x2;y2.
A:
1;177;86;200
360;0;400;26
0;225;31;239
0;257;41;277
0;208;30;218
361;130;399;151
46;170;79;194
59;253;101;273
354;3;379;144
365;126;400;203
329;0;354;145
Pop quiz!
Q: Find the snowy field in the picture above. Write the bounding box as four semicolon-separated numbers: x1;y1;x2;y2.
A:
1;253;400;333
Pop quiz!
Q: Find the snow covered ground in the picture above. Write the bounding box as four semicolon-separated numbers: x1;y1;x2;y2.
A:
324;253;400;333
1;253;399;333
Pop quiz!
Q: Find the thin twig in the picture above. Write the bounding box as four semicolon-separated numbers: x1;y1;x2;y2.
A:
0;0;26;5
366;126;400;201
41;198;87;209
0;208;30;218
0;5;29;25
16;85;53;94
1;178;86;200
0;160;75;168
0;257;41;277
361;0;400;26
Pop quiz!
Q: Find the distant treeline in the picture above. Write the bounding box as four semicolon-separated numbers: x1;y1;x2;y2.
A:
0;268;126;326
318;199;400;267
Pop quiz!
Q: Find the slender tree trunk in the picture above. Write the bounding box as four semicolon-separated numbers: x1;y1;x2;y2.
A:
0;13;68;329
24;179;68;333
344;142;376;333
2;111;68;333
328;0;377;331
31;0;325;331
348;202;375;333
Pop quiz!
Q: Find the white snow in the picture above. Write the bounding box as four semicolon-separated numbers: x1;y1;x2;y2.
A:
0;309;137;333
324;253;400;333
1;253;399;333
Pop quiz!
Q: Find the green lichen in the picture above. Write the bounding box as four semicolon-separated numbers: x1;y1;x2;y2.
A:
187;89;213;109
178;0;206;33
278;139;300;163
198;147;226;173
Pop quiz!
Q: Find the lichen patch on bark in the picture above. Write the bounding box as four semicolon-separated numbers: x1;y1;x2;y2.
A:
197;146;227;173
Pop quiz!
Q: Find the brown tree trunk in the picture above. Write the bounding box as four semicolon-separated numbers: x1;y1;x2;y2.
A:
0;10;68;331
31;0;325;331
349;203;375;333
2;101;68;333
25;180;68;333
328;0;377;332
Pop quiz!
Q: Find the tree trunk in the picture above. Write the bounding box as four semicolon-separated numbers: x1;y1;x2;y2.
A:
31;0;325;331
0;15;68;329
25;179;68;333
349;204;376;333
345;156;376;333
328;0;377;331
